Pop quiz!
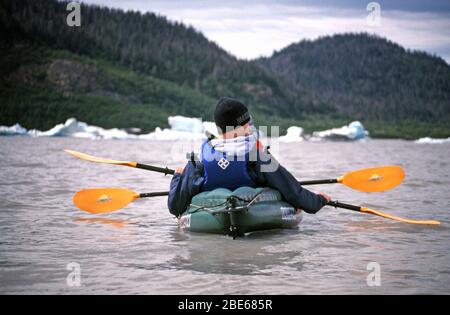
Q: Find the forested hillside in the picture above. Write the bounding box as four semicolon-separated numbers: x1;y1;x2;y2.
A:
257;34;450;123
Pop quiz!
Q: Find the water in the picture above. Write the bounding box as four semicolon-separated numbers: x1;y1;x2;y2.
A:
0;137;449;294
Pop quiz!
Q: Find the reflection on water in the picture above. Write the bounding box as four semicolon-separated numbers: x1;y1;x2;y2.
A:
165;229;306;276
74;216;132;229
0;137;449;294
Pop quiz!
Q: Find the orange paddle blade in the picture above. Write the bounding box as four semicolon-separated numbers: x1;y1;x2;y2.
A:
360;207;440;225
339;166;405;192
64;149;137;167
73;188;139;214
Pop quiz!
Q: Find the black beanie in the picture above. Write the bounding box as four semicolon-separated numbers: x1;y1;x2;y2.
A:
214;97;250;134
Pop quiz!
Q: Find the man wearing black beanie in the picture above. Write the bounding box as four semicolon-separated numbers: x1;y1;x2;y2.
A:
168;97;331;217
214;97;251;136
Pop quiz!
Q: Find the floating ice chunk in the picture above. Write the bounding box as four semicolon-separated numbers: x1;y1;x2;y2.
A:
168;116;204;133
0;123;29;136
279;126;304;142
139;127;206;141
140;117;220;141
414;137;450;144
137;116;213;140
32;118;136;139
35;118;88;137
312;121;369;141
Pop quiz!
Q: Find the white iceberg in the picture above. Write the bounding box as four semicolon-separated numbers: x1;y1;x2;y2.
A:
279;126;304;142
35;118;137;140
139;127;206;141
0;118;137;140
0;123;29;136
312;121;369;141
139;116;217;141
168;116;204;133
414;137;450;144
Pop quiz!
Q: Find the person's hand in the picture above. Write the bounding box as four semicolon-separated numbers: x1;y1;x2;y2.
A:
175;167;184;174
318;192;331;202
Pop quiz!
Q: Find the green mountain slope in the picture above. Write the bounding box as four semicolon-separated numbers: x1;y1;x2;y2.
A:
0;0;290;116
257;34;450;123
0;42;215;132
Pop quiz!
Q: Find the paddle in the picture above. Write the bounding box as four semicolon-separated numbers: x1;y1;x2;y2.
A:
64;149;404;192
72;188;440;225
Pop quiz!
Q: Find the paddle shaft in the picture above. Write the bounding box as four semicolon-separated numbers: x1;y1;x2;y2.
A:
136;163;175;175
138;191;357;212
299;179;338;185
137;191;358;212
135;162;337;185
139;191;169;198
136;190;362;215
327;200;360;212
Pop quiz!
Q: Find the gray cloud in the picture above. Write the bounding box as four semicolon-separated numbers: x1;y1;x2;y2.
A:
82;0;450;63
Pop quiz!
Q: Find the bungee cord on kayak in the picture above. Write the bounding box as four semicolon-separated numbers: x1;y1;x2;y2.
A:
187;190;264;215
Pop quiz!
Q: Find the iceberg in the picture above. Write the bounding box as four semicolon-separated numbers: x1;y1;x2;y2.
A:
414;137;450;144
0;118;137;140
139;126;206;141
279;126;304;142
0;123;29;136
139;116;218;141
312;121;369;141
168;116;204;133
34;118;137;140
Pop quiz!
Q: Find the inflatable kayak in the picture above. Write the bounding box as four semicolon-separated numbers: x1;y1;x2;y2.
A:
179;187;302;238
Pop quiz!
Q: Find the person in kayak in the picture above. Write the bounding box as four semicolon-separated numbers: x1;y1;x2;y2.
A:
168;97;331;217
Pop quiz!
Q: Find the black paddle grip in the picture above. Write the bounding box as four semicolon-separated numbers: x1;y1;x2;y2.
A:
299;178;339;185
327;200;361;212
140;191;169;198
136;163;175;175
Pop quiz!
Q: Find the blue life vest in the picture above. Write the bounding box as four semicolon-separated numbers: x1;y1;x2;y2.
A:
201;140;256;191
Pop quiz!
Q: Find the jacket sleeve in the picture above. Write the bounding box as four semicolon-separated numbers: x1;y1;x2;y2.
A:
254;151;327;214
167;161;204;217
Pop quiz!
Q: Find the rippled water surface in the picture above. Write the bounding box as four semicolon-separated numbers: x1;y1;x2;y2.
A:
0;137;449;294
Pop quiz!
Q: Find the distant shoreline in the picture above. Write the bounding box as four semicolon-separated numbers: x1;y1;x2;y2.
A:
1;118;449;143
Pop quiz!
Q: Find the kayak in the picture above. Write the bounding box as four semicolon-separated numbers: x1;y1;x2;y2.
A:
179;186;302;237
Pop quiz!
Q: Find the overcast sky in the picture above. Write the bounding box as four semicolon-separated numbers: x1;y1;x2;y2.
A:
82;0;450;63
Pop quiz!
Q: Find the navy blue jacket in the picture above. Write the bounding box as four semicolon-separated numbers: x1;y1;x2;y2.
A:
167;149;327;217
